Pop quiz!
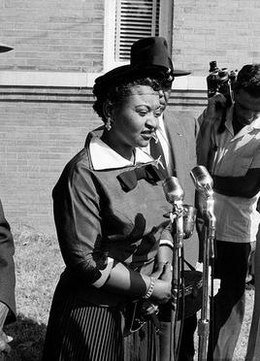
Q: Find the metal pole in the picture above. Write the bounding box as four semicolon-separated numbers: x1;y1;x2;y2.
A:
163;177;184;361
198;195;216;361
190;165;216;361
170;200;184;361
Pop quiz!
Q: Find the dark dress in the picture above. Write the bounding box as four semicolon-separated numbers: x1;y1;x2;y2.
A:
42;132;172;361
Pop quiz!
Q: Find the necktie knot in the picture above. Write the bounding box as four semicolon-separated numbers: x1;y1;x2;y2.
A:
150;137;166;169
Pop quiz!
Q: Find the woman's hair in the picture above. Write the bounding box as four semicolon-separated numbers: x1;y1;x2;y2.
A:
235;64;260;97
93;76;161;122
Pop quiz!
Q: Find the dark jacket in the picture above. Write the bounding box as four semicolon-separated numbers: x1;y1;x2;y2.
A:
0;199;16;324
163;109;199;267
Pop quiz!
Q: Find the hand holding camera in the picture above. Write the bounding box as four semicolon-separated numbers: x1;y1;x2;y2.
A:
206;61;238;132
205;93;227;125
207;61;237;105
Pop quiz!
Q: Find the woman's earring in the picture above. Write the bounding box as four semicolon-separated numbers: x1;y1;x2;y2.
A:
105;117;112;131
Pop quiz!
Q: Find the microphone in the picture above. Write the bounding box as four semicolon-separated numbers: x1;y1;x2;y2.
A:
191;165;216;257
162;178;184;319
162;176;184;205
190;165;214;197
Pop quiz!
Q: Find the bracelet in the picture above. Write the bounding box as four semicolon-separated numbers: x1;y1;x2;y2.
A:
143;277;156;299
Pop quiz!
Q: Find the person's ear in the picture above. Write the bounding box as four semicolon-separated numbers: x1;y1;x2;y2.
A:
103;101;114;131
103;101;113;119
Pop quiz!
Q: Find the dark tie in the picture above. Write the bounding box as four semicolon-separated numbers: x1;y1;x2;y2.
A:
150;137;167;172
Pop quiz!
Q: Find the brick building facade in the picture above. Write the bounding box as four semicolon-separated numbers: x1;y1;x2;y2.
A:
0;0;260;233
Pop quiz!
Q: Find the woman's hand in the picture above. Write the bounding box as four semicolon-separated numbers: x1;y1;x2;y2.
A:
149;262;172;304
151;261;168;278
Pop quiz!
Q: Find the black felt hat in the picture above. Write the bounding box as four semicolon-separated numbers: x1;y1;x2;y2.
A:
0;43;13;53
94;37;190;91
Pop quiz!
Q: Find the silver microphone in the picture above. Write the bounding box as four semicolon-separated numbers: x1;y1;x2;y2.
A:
162;176;184;204
190;165;214;197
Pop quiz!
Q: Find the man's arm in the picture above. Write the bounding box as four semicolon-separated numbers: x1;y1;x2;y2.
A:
0;200;16;323
213;168;260;198
196;94;227;167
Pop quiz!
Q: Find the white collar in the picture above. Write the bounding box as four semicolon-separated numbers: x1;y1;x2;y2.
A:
89;137;153;170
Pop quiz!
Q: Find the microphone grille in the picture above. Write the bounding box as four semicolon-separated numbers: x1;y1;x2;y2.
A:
190;166;213;194
163;177;184;204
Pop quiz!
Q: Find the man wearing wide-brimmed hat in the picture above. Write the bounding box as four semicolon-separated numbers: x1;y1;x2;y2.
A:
128;36;199;361
0;43;16;359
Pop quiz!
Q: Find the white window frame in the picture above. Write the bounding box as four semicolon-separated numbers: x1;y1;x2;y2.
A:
103;0;173;73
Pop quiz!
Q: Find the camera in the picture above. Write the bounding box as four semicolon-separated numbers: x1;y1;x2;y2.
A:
206;61;237;106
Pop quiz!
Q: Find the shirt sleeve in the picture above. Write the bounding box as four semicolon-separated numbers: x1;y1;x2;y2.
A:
0;303;8;329
53;161;114;286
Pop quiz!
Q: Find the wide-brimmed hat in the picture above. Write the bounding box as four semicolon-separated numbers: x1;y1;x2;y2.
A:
131;37;190;77
94;37;190;91
0;43;13;53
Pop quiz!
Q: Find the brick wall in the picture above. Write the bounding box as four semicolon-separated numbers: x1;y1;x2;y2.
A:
0;88;100;233
173;0;260;74
0;87;207;234
0;0;104;72
2;0;260;77
1;0;259;233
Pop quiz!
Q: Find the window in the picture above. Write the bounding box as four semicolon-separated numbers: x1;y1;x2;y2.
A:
115;0;160;62
104;0;172;71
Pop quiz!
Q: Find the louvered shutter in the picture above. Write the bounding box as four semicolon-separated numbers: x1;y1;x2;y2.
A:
115;0;160;62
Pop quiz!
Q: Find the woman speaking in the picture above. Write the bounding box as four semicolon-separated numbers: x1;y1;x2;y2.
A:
42;38;177;361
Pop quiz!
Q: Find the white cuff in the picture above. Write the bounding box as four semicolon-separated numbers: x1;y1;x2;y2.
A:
159;239;173;249
92;257;114;288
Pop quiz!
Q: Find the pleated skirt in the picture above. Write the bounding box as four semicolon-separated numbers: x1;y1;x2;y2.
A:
42;283;159;361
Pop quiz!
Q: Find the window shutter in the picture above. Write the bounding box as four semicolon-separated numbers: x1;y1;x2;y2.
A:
115;0;160;62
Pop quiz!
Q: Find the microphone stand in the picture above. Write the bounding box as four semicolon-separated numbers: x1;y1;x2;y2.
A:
163;177;184;361
190;166;216;361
